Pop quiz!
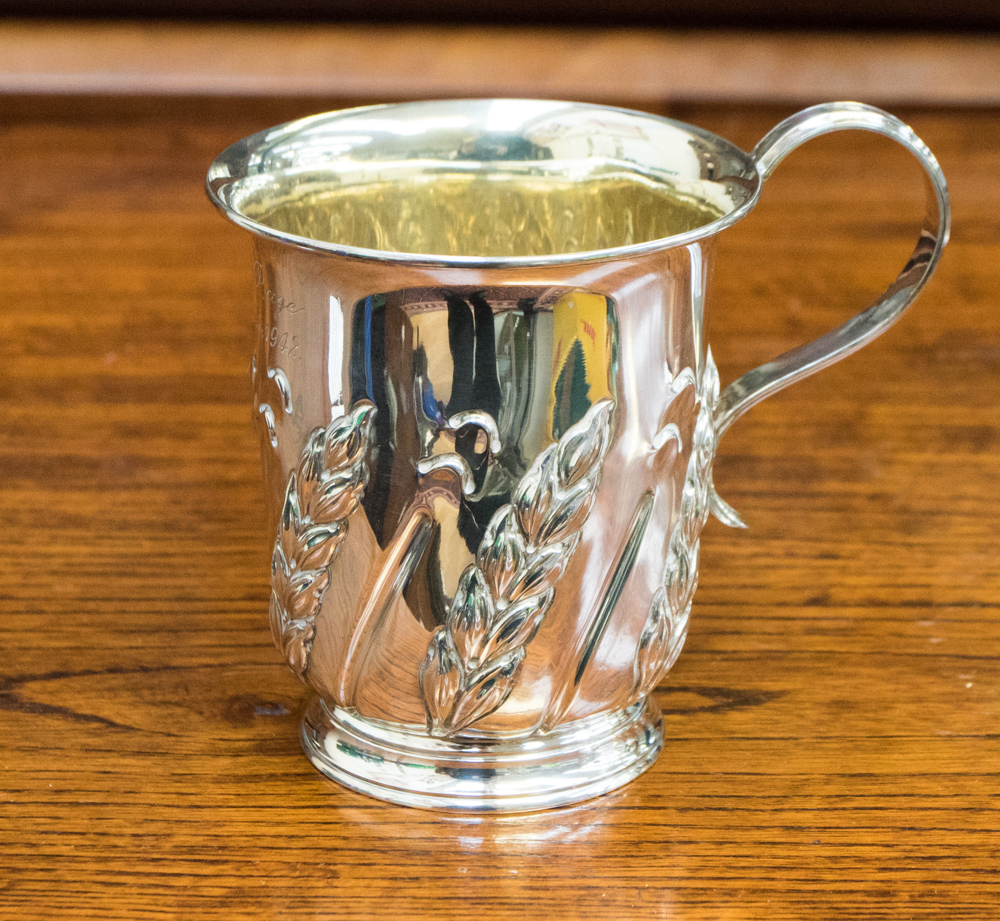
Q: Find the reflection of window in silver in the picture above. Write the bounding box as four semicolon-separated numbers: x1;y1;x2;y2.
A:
444;292;501;420
552;339;591;440
443;293;502;511
345;285;620;638
349;293;393;541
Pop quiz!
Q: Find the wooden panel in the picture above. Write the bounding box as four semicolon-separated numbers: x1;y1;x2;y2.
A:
3;0;1000;30
0;95;998;919
2;20;1000;104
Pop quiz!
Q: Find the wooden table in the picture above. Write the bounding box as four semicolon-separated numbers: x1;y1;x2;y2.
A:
2;56;998;920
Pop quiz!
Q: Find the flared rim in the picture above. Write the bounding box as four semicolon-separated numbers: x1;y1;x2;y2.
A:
206;99;762;268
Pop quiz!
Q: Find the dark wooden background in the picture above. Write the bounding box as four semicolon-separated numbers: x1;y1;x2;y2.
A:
3;0;1000;30
1;16;999;920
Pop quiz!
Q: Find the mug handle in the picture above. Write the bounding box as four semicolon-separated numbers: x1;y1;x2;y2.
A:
710;102;951;527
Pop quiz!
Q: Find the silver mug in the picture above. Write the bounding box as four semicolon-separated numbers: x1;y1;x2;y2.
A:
207;100;949;811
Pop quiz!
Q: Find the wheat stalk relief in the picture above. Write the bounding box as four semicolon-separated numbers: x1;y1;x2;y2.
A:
633;352;720;699
420;399;615;737
269;401;376;679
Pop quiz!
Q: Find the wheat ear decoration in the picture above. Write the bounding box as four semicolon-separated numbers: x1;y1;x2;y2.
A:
269;401;375;680
634;352;719;699
420;398;615;737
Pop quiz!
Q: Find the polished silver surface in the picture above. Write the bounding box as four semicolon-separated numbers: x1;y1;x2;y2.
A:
207;99;757;267
209;99;950;811
712;102;951;440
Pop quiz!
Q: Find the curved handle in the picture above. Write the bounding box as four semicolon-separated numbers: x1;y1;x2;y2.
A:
713;103;950;446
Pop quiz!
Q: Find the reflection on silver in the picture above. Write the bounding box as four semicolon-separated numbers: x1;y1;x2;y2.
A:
255;365;294;451
544;487;655;730
267;367;294;413
415;410;503;499
415;453;477;498
651;422;682;452
209;98;950;811
258;403;278;449
445;410;503;454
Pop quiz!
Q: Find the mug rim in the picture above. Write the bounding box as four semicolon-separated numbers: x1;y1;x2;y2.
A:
206;98;763;268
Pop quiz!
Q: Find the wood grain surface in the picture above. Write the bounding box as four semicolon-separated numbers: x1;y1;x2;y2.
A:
1;93;998;919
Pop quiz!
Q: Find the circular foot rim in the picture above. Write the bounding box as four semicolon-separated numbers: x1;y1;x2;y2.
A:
301;697;664;813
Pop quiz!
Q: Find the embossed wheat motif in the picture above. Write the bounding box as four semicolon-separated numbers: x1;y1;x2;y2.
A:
634;352;720;699
421;399;615;737
270;401;375;680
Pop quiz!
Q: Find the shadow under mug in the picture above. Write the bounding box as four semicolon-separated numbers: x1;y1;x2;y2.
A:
207;99;949;812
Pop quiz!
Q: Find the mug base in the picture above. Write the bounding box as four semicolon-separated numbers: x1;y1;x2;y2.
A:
300;696;663;812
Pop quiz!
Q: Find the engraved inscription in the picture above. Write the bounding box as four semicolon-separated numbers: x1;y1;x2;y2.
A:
254;260;304;320
256;322;302;361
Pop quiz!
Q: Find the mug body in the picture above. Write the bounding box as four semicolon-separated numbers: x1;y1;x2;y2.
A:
209;99;761;809
252;239;717;699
